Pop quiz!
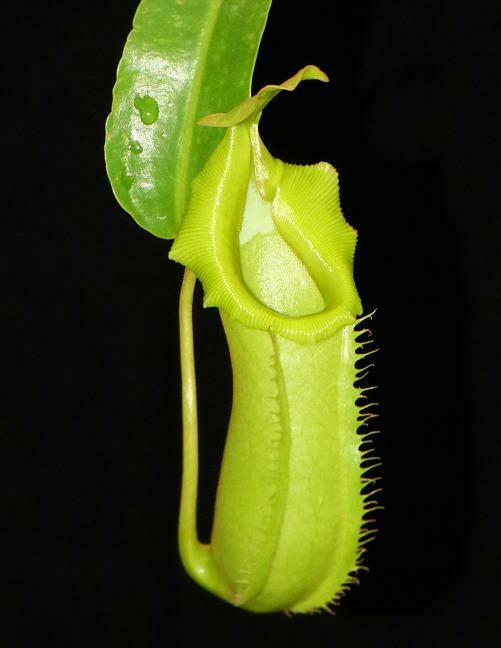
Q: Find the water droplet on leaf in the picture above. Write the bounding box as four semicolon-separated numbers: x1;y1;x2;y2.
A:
130;140;143;154
121;170;135;191
134;94;159;125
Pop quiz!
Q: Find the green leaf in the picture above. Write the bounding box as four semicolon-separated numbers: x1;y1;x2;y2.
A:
105;0;272;239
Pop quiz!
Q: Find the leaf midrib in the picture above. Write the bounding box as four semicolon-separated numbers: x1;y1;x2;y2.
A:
175;0;224;221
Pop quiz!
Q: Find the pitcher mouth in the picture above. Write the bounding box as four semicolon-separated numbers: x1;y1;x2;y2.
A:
170;67;362;342
170;125;361;342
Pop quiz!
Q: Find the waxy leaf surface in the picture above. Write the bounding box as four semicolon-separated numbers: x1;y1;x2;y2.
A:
105;0;272;238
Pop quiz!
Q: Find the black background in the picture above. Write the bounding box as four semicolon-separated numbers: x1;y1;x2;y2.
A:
4;0;501;646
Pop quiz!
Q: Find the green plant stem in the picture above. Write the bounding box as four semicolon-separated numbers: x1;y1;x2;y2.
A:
177;268;231;599
178;268;199;560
